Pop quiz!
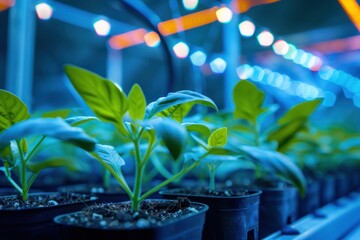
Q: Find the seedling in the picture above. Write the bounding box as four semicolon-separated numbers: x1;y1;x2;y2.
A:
65;65;236;211
0;90;96;200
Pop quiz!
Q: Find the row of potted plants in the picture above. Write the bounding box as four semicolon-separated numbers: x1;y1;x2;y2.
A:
0;65;358;239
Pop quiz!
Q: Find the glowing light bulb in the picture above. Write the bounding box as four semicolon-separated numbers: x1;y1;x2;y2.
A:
144;32;161;47
318;66;334;80
216;7;233;23
238;20;255;37
236;64;254;79
272;40;289;55
93;18;111;36
35;2;53;20
210;58;226;73
256;30;274;47
190;51;207;66
173;42;189;58
182;0;198;10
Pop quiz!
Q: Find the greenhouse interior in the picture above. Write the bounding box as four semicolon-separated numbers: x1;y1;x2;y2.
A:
1;0;360;239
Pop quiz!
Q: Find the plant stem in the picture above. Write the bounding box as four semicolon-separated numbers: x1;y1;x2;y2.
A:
26;136;46;162
3;164;23;195
91;153;133;198
132;138;144;211
139;158;204;202
103;170;111;189
208;162;216;191
24;172;40;195
16;141;28;200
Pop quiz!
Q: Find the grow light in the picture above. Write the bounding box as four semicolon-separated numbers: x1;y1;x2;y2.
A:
239;20;256;37
93;18;111;36
182;0;198;10
173;42;190;58
216;7;233;23
35;2;53;20
257;30;274;47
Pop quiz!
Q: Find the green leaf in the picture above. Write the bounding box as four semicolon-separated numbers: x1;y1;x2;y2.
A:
158;103;194;122
128;84;146;121
0;90;30;131
277;99;322;125
65;116;98;127
145;90;217;119
9;140;20;167
27;157;83;172
64;65;128;133
0;118;96;152
182;123;211;138
146;118;187;160
41;109;71;118
208;127;228;147
233;80;265;124
267;119;306;152
92;144;125;176
268;99;321;152
207;145;241;156
339;137;360;151
240;145;306;196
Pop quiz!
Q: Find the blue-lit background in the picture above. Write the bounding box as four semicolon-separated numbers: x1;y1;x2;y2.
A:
1;0;360;129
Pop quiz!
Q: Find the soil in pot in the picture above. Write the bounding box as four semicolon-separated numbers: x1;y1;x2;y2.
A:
54;198;208;240
161;188;261;240
0;192;97;240
58;183;130;203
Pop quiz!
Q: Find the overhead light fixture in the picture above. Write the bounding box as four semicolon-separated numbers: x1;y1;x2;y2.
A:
190;51;207;66
238;20;256;37
173;42;190;58
35;2;53;20
256;30;274;47
93;18;111;36
216;7;233;23
338;0;360;31
182;0;198;10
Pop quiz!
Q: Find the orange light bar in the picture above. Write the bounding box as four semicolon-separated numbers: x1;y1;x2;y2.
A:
109;0;279;49
158;7;219;36
0;0;15;11
230;0;280;13
109;28;147;50
338;0;360;31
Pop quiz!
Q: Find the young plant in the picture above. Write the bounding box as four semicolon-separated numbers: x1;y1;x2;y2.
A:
0;90;97;200
65;65;234;211
230;80;321;193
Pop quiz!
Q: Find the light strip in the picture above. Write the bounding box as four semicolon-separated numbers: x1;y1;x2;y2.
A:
0;0;14;11
158;7;219;36
338;0;360;31
109;0;279;49
109;28;147;50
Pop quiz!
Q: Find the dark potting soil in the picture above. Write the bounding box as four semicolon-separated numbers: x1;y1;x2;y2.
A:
61;184;125;194
0;192;96;210
167;188;250;197
56;198;205;229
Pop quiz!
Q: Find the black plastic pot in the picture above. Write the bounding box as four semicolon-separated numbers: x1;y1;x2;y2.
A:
297;180;320;218
335;174;349;199
58;183;129;203
0;192;96;240
161;189;261;240
258;187;298;238
319;175;335;206
54;199;208;240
